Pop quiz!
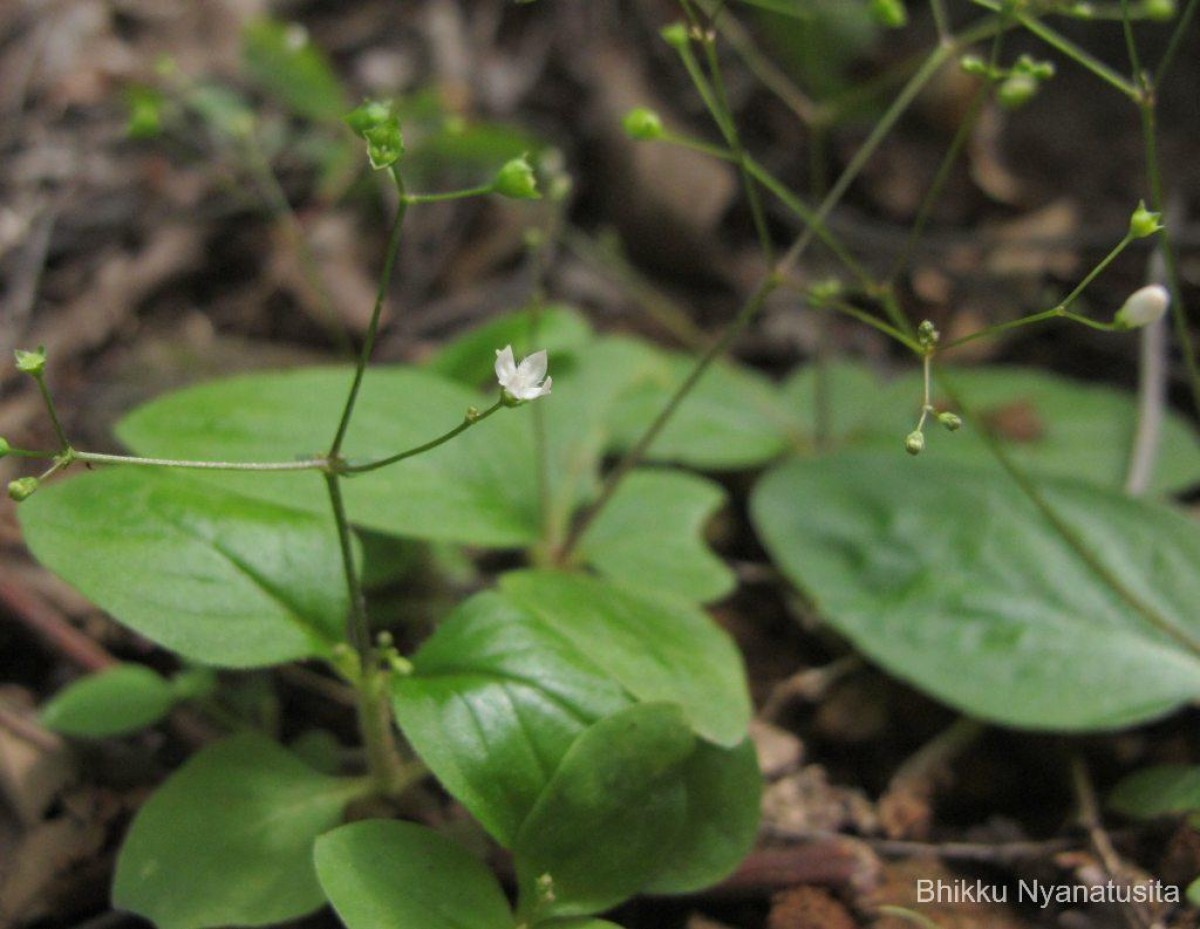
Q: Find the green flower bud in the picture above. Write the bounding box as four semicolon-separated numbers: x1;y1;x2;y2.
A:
905;431;925;456
938;411;963;432
997;73;1039;109
1069;2;1095;18
1113;284;1170;330
1013;55;1055;81
623;107;664;141
959;54;990;77
8;477;39;502
14;347;46;376
0;438;8;458
345;100;404;170
868;0;909;29
1129;200;1163;239
1144;0;1176;20
917;320;940;348
660;22;689;50
807;278;843;304
492;155;541;200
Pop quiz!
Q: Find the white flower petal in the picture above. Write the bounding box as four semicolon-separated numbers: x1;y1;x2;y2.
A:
494;345;551;401
494;345;518;385
518;350;548;383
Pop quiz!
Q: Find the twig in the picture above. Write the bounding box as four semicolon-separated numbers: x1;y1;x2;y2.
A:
0;571;116;671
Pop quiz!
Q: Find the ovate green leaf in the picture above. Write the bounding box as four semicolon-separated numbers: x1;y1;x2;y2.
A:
641;738;761;894
610;351;797;470
1109;765;1200;818
20;468;347;667
392;591;632;846
514;704;695;919
752;453;1200;730
501;571;751;746
578;469;734;603
315;820;512;929
113;733;363;929
41;664;177;737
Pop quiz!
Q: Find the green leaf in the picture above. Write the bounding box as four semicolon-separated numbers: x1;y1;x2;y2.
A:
752;452;1200;730
536;921;626;929
392;590;632;846
641;738;761;894
1109;765;1200;818
41;664;177;737
577;469;734;603
116;366;539;546
610;351;796;470
501;571;751;746
425;305;593;387
113;733;363;929
314;820;513;929
514;703;695;919
20;469;346;668
113;347;733;602
242;19;345;122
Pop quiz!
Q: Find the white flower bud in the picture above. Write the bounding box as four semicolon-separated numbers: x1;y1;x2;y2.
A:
1114;284;1170;330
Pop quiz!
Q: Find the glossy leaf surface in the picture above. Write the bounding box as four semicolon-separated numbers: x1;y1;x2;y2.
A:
21;468;346;667
315;820;513;929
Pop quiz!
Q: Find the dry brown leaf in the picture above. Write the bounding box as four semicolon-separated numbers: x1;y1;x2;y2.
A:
0;693;73;828
763;765;879;837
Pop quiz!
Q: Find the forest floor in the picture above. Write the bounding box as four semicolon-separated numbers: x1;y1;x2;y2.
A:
1;2;1198;929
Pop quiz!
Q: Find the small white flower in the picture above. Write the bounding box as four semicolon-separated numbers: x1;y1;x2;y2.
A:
495;345;552;401
1114;284;1170;329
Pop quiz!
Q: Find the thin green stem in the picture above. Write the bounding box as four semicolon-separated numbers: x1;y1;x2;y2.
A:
740;155;874;288
886;80;991;284
697;26;776;264
73;450;329;472
814;296;921;351
354;660;411;799
241;132;353;357
324;472;371;661
559;16;998;557
940;307;1119;351
945;378;1200;659
776;38;960;283
341;399;505;475
1117;0;1144;79
1155;0;1198;84
1054;233;1134;311
1;445;59;460
673;16;776;265
31;373;69;451
969;0;1142;100
404;184;495;205
556;276;780;561
701;0;815;124
930;0;952;43
329;168;408;458
1134;1;1200;416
